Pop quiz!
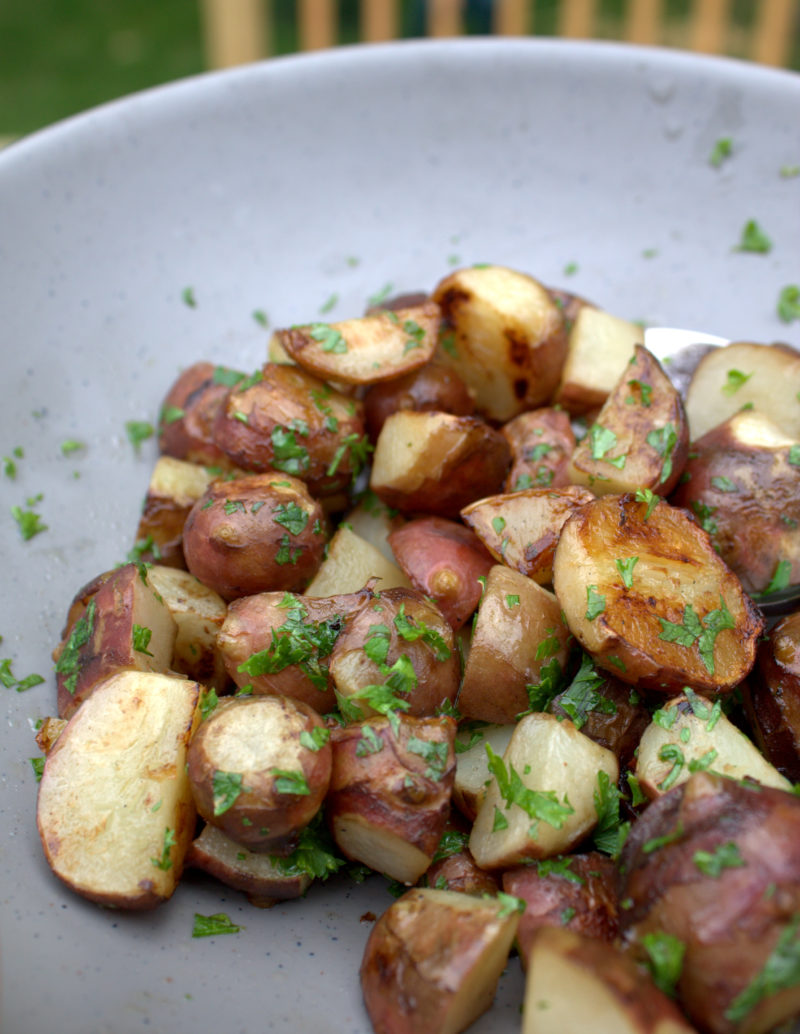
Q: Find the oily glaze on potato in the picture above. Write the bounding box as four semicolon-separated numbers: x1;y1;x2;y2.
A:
363;359;475;442
212;362;369;498
187;695;331;854
502;406;576;492
552;493;763;694
182;473;327;601
619;771;800;1034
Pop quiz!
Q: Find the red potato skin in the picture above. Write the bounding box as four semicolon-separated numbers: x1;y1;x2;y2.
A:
503;852;619;967
387;516;494;630
157;361;236;469
424;848;500;897
745;611;800;781
619;772;800;1034
550;674;650;767
502;406;576;492
363;361;475;442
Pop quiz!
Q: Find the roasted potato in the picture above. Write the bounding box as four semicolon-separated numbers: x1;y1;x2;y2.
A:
746;611;800;780
568;345;689;497
363;359;475;441
37;670;201;908
619;771;800;1034
502;406;576;492
387;515;494;630
361;887;520;1034
422;831;500;897
370;410;511;518
327;714;456;884
157;360;238;469
182;472;327;601
303;524;412;597
452;722;515;823
133;455;217;567
187;694;332;854
432;264;568;422
553;493;763;694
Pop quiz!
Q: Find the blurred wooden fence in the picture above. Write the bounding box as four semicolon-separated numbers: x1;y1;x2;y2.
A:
200;0;800;70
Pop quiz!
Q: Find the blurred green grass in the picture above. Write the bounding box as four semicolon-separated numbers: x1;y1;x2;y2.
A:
1;0;797;139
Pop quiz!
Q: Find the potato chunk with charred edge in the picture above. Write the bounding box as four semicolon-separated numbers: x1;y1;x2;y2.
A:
432;264;568;422
502;406;576;492
568;345;689;497
276;302;441;385
457;565;571;724
327;714;456;885
469;712;618;869
552;493;763;694
53;562;177;719
187;695;331;854
37;670;201;909
370;410;511;518
361;887;520;1034
619;771;800;1034
329;587;459;718
182;472;327;601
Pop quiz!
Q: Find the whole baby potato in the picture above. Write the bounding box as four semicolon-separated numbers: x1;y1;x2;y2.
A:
182;473;326;601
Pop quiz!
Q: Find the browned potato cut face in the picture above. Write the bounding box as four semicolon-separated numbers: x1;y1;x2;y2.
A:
504;853;619;968
157;360;237;469
303;525;412;597
634;693;791;800
387;516;493;630
329;587;459;718
461;485;594;584
328;715;456;884
746;611;800;780
522;926;697;1034
35;716;68;754
134;456;216;567
452;723;515;822
685;341;800;442
670;409;800;594
217;589;371;713
182;472;327;601
552;494;763;694
54;562;177;718
363;359;475;441
370;410;511;518
432;264;568;422
37;671;201;908
145;565;229;691
360;887;520;1034
502;406;576;492
187;695;331;853
211;363;368;497
276;302;441;385
568;345;689;496
620;772;800;1034
457;566;571;724
469;712;618;869
186;823;312;906
554;305;644;415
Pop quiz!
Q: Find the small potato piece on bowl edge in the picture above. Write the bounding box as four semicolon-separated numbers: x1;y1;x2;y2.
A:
37;670;201;909
552;493;763;694
360;886;520;1034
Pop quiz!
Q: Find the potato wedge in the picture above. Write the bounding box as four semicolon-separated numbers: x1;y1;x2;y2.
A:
370;410;510;518
276;302;441;385
469;712;619;869
304;524;411;597
37;670;200;908
554;305;644;414
635;692;791;799
461;486;594;584
502;406;576;492
552;494;763;694
522;927;697;1034
568;345;689;496
684;341;800;442
133;455;216;566
361;887;520;1034
432;264;568;422
457;565;571;724
452;723;515;823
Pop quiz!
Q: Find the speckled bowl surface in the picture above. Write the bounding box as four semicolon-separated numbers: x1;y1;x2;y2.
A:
0;37;798;1034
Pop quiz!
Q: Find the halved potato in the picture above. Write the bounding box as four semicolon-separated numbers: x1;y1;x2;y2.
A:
276;302;441;385
432;264;568;422
554;305;644;414
469;712;618;869
552;494;763;694
361;887;520;1034
37;670;201;908
684;341;800;442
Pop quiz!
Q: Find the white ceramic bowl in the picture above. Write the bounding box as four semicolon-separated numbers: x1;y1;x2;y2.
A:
1;37;798;1034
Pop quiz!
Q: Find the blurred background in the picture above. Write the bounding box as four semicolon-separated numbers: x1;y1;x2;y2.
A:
1;0;799;142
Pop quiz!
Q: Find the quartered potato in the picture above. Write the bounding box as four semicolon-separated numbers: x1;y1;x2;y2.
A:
452;723;515;823
157;360;238;469
552;493;763;694
276;302;441;385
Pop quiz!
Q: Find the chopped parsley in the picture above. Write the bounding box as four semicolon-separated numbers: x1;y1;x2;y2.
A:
735;220;772;254
589;424;626;469
486;744;574;832
270;815;346;881
252;309;269;327
615;556;638;589
131;624;154;656
309;322;347;353
272;501;309;536
272;768;310;796
761;559;792;596
150;827;177;871
238;598;343;691
592;770;628;857
55;599;96;695
557;657;616;731
367;283;393;308
433;828;469;862
658;598;735;674
125;421;154;452
271;425;310;476
725;915;800;1022
11;498;48;541
585;585;606;621
299;727;330;752
495;891;526;918
335;655;415;732
777;285;800;323
722;368;753;395
645;423;679;485
0;656;44;693
626;379;653;406
693;841;745;877
407;734;449;781
635;487;660;520
393;605;451;661
212;770;244;816
642;931;686;997
709;136;733;167
181;286;197;308
192;913;241;937
536;856;584;885
711;475;737;493
355;724;384;756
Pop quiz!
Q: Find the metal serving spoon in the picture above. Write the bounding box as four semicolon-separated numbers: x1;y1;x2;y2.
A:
644;326;800;620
